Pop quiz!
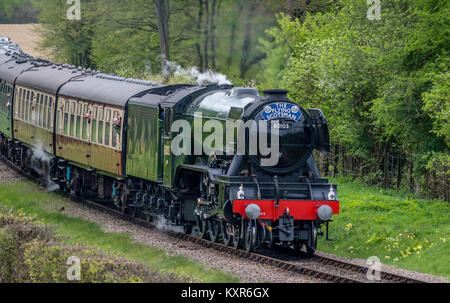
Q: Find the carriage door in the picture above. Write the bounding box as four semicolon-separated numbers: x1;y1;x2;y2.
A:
162;108;173;186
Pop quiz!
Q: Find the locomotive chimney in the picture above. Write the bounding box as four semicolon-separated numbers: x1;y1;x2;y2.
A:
262;89;289;100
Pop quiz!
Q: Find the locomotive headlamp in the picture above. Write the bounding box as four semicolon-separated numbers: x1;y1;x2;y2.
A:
245;204;261;220
237;184;245;200
317;205;333;221
328;185;336;201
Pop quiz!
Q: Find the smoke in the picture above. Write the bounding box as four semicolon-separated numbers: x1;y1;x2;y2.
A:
154;215;183;233
30;142;59;192
163;60;232;86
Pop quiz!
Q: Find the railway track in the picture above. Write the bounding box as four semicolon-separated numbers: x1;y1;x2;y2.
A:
0;155;426;283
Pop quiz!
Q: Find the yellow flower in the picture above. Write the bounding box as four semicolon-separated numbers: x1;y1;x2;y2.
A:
385;256;390;259
393;258;399;262
345;223;353;231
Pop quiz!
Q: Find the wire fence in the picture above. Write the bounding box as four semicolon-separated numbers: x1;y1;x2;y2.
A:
315;144;449;202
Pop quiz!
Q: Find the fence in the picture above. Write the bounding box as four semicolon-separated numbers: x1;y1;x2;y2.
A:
315;144;449;201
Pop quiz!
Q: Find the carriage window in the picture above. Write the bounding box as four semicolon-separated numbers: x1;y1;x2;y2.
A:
70;104;75;137
20;89;24;119
98;121;103;144
48;97;52;129
76;116;81;138
91;106;97;143
75;103;81;138
112;111;119;148
82;105;88;140
70;115;75;136
24;90;29;121
30;92;34;123
17;88;22;118
63;113;68;135
23;90;28;120
42;96;47;128
35;93;40;125
104;108;110;146
63;101;69;135
98;107;104;144
39;94;44;126
105;121;110;146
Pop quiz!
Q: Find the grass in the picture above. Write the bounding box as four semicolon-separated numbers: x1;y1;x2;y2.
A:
0;181;239;283
318;177;450;278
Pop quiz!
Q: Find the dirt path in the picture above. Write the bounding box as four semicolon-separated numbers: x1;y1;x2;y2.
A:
0;24;49;59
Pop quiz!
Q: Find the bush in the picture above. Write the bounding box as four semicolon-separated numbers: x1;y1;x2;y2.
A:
0;206;182;283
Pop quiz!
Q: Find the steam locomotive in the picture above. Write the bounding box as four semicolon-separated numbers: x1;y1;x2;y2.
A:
0;44;339;255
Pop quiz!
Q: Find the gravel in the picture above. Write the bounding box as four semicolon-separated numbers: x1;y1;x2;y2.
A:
0;161;24;183
0;24;49;59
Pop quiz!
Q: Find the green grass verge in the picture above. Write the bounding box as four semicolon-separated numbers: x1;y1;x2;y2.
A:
318;177;449;278
0;181;239;283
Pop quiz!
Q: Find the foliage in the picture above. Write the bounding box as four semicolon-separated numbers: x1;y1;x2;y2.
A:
261;0;449;197
0;205;183;283
34;0;326;79
35;0;98;67
0;0;38;24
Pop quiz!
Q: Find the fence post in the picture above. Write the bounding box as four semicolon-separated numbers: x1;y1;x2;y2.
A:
333;144;339;177
397;156;402;189
384;149;389;189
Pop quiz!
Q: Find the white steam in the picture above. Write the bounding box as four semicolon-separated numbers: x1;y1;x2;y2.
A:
31;142;59;192
163;60;232;86
154;215;183;233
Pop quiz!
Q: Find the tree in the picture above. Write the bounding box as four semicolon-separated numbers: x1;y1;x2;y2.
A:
154;0;170;72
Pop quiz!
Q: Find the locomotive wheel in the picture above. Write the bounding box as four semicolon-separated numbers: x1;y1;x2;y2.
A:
143;210;152;222
294;241;304;252
195;216;208;239
120;189;129;214
208;219;220;243
221;221;232;246
306;222;318;257
183;223;193;234
244;220;257;252
130;205;138;218
232;226;241;249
